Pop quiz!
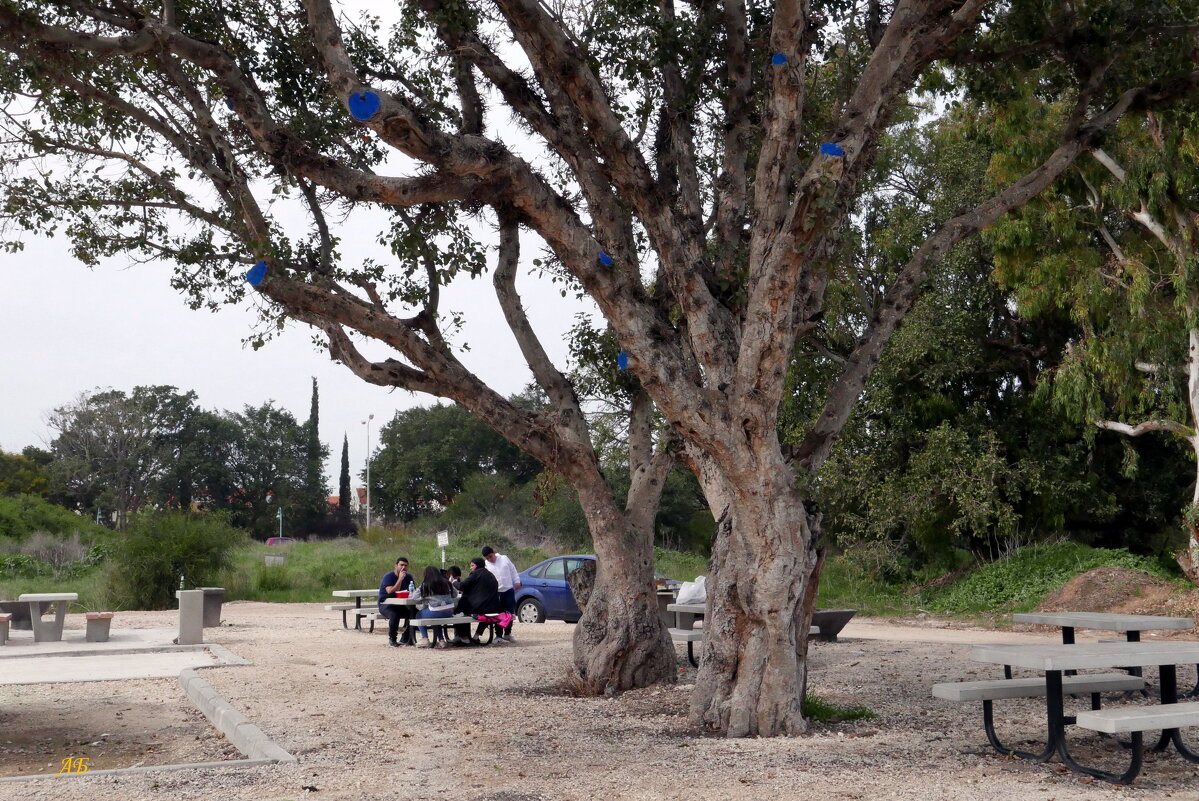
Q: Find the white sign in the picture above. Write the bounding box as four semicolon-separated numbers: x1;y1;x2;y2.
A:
436;530;449;548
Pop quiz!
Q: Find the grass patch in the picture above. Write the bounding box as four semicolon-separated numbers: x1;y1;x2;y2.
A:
654;547;708;582
918;541;1181;615
803;693;875;723
815;554;916;616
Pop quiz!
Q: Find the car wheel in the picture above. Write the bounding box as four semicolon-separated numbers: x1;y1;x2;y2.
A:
517;598;546;624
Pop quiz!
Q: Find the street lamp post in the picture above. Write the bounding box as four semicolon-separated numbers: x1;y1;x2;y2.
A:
362;414;374;531
276;506;283;540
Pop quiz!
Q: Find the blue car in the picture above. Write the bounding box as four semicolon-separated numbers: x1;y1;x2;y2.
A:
515;554;595;623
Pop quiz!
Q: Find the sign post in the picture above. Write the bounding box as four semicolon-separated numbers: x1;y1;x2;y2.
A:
436;530;449;567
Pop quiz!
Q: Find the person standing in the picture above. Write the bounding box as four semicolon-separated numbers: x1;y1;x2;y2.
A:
482;545;520;642
378;556;416;647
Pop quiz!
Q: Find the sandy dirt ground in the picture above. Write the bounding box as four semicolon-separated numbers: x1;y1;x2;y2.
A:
4;601;1199;801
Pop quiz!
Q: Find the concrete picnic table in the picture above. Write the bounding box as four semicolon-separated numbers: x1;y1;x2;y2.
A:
971;640;1199;783
17;592;78;643
1012;611;1196;683
330;589;379;630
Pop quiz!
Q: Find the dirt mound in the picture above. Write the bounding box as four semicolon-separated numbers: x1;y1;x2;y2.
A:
1037;566;1199;620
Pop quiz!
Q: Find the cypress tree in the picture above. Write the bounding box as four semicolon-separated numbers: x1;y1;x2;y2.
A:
338;434;353;534
300;377;329;534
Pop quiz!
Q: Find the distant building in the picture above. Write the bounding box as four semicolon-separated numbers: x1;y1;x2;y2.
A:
327;487;366;515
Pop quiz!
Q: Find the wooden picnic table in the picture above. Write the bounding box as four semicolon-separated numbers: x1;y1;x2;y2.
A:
17;592;78;643
971;640;1199;783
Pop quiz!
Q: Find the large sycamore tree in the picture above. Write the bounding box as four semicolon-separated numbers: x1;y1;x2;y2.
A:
1;0;1197;735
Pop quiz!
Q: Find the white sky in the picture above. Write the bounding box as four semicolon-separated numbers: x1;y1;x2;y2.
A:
0;1;605;489
0;229;594;488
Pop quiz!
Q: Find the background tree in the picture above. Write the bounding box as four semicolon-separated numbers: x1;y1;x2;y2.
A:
370;402;542;521
990;106;1199;576
47;386;197;529
0;448;49;498
292;377;330;534
2;0;1196;735
337;433;354;535
225;402;307;538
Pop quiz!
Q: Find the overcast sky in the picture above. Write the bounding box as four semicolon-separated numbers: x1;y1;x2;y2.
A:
0;1;607;491
1;229;594;488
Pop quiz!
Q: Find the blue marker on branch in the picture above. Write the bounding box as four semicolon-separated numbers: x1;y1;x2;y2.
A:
348;91;382;122
245;260;268;287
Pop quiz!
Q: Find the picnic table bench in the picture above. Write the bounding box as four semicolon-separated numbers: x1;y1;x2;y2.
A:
17;592;77;643
381;598;506;645
959;640;1199;784
665;602;823;667
328;589;379;630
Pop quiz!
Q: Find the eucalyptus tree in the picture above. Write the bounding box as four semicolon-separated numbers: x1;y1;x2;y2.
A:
991;107;1199;575
2;0;1197;736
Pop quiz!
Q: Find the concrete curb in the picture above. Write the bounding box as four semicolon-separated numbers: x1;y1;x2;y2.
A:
179;668;297;764
0;758;278;782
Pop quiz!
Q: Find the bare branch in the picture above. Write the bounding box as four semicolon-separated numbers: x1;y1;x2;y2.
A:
1095;418;1193;438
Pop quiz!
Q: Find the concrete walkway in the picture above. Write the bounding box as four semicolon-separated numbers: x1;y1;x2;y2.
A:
0;626;248;684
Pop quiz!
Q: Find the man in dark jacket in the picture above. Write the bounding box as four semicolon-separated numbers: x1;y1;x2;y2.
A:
452;557;500;645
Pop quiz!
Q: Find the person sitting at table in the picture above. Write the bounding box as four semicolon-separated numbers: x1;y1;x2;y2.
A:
378;556;416;648
451;557;500;646
416;566;456;648
445;564;463;594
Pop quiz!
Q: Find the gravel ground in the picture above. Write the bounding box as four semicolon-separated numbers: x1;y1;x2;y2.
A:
3;602;1199;800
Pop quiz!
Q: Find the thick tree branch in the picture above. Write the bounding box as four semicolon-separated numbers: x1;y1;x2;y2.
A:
1095;418;1193;438
492;214;589;446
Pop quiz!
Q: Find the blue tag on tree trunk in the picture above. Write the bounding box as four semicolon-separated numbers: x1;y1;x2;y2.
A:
771;53;788;66
617;352;629;370
820;142;845;157
348;91;381;122
598;251;614;267
245;260;268;287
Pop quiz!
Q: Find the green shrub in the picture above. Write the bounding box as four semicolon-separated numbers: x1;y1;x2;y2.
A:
803;693;875;723
0;553;49;579
255;564;292;592
920;542;1178;615
0;494;108;541
106;512;248;610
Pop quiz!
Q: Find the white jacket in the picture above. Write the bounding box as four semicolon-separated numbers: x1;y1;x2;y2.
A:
485;553;519;591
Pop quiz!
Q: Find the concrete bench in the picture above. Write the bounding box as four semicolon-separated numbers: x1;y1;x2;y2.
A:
0;612;9;645
933;673;1146;702
1074;702;1199;783
1076;702;1199;734
935;673;1147;761
354;610;383;633
325;602;359;628
811;609;856;642
670;627;702;667
85;611;114;642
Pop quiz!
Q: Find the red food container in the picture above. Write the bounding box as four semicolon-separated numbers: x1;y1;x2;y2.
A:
396;591;409;599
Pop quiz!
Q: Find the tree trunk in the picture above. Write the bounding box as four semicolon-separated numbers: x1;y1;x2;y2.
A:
688;454;820;736
571;481;676;695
